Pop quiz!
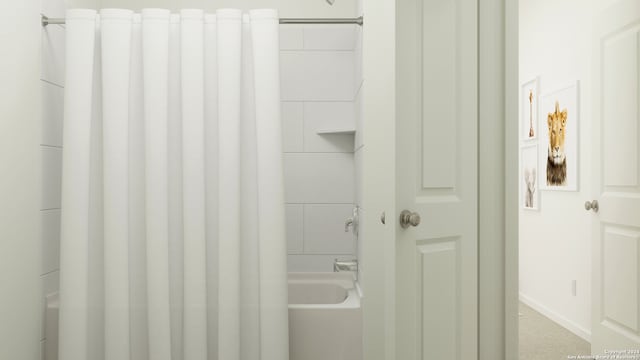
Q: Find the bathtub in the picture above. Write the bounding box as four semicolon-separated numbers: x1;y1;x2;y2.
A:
288;272;362;360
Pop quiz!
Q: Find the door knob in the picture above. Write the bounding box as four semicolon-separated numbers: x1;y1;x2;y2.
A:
399;210;421;228
584;200;599;213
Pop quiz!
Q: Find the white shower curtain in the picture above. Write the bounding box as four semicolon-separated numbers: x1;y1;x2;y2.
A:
59;8;288;360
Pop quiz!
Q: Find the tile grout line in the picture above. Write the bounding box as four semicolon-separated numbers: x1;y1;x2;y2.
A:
41;78;64;89
41;144;63;149
40;269;59;278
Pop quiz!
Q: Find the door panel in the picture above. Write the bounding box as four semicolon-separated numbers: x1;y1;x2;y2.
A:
602;28;639;188
421;0;458;190
592;0;640;353
396;0;477;357
417;238;459;359
602;227;639;332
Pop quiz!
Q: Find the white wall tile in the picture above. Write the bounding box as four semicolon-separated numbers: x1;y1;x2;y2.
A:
303;25;355;50
354;147;363;207
353;26;363;94
284;153;354;204
41;81;64;147
280;51;354;101
356;206;365;278
41;210;60;275
44;293;58;360
41;0;65;18
354;88;363;150
279;31;362;271
287;254;356;272
41;271;59;302
41;24;65;86
279;26;304;50
40;271;59;340
282;102;304;152
41;146;62;210
40;5;64;352
303;102;355;153
304;204;354;254
286;204;304;253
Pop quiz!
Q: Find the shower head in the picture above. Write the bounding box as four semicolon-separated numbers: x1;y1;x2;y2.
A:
326;0;335;5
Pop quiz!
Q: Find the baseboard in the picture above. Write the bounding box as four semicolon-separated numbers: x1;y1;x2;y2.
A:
519;292;591;343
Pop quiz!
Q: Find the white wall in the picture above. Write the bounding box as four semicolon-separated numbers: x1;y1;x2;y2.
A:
0;2;41;359
519;0;617;341
0;0;98;358
280;25;359;272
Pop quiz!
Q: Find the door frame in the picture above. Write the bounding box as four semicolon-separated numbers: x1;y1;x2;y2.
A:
503;0;520;359
360;0;518;359
505;0;520;358
479;0;519;358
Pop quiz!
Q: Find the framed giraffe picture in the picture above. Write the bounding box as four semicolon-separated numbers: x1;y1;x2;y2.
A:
521;77;539;141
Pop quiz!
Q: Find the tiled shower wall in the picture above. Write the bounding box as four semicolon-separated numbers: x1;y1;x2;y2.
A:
354;18;364;283
280;25;359;272
40;1;67;357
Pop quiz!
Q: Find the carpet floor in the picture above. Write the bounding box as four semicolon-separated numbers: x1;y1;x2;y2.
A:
519;302;590;360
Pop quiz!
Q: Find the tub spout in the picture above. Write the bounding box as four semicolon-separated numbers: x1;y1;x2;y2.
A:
333;259;358;273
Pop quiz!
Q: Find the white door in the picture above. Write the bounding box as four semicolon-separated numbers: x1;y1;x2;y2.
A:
591;0;640;354
395;0;478;357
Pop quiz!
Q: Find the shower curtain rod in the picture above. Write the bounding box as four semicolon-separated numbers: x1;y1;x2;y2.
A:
41;15;363;27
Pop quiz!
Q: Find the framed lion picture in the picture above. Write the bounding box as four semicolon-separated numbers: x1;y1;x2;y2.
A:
539;81;579;191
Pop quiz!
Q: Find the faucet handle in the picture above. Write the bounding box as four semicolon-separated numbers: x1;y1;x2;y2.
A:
344;217;354;232
344;206;360;234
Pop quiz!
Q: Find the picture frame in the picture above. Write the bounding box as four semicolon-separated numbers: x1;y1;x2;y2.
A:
521;77;540;142
539;81;579;191
521;144;539;210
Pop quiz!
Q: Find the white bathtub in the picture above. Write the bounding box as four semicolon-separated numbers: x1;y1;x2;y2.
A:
288;272;362;360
